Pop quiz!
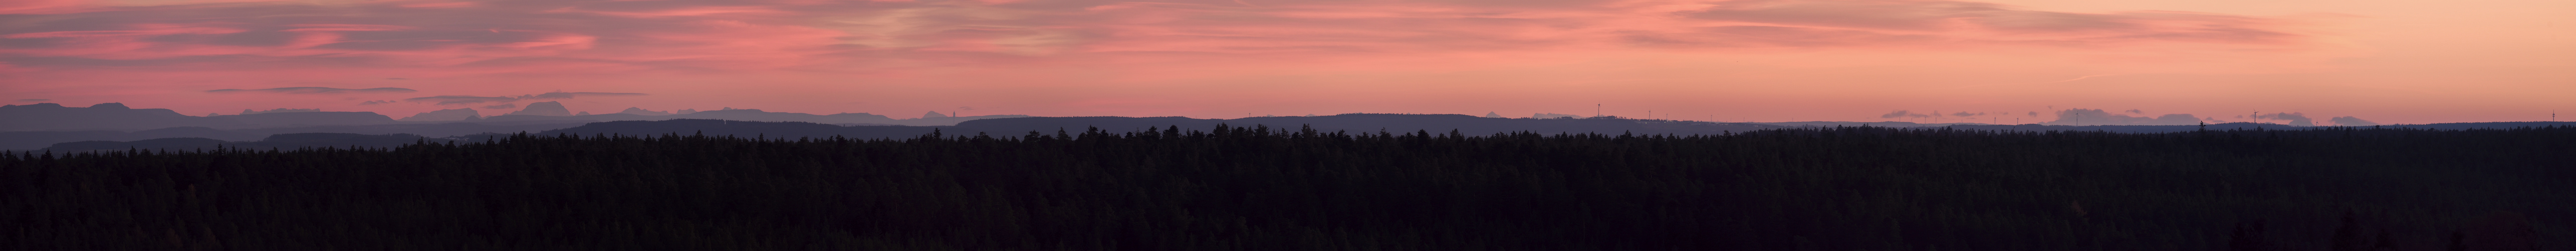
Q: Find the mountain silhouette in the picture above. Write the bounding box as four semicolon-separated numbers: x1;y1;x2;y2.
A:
240;108;322;115
399;108;482;121
526;114;2576;143
44;138;229;152
536;114;1800;141
44;133;445;152
0;103;206;131
617;107;671;115
507;101;573;116
1530;113;1580;119
0;122;592;150
16;102;2576;151
2;102;1031;135
540;119;938;140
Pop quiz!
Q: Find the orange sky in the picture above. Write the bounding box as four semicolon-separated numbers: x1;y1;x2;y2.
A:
3;0;2568;124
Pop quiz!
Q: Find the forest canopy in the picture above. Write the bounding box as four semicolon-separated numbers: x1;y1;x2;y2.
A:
3;125;2568;250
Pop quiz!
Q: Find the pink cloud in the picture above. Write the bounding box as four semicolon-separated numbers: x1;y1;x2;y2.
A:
2;0;2324;70
0;0;2349;118
397;2;477;9
4;24;246;38
279;24;413;32
547;5;785;18
1663;0;2308;48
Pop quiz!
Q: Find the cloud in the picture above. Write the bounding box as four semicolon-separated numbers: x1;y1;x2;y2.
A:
2043;108;2201;126
358;100;394;105
1949;111;1985;117
2028;111;2038;117
405;95;520;105
207;87;417;94
482;103;517;109
2255;112;2315;126
2328;116;2378;126
0;0;2347;119
15;98;46;101
1880;110;1932;118
1531;112;1581;119
2124;109;2143;114
399;91;646;105
0;0;2326;73
1662;0;2310;48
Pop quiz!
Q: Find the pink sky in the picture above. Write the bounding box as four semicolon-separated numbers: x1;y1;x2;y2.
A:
3;0;2569;124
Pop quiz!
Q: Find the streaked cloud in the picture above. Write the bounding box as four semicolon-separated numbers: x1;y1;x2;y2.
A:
208;87;417;94
1881;110;1931;118
2328;116;2377;126
2045;108;2201;126
0;0;2324;73
400;91;647;105
0;0;2446;122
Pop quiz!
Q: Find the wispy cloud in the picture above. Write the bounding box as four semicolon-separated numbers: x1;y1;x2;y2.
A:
208;87;417;94
1881;110;1931;118
2044;108;2201;126
2328;116;2378;126
0;0;2326;74
0;0;2354;119
15;98;46;102
400;91;647;105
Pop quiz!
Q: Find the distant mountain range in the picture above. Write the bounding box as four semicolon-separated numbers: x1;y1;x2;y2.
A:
528;115;2576;143
43;133;448;153
11;102;2576;151
0;102;1029;150
2;102;1028;132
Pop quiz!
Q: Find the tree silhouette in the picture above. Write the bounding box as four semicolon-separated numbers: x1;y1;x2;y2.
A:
3;125;2572;250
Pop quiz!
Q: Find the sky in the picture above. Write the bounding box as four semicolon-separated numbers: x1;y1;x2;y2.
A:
2;0;2569;124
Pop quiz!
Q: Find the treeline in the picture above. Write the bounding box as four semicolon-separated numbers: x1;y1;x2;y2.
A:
2;125;2569;250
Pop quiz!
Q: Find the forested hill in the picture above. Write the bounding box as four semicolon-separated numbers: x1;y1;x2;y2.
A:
535;114;1796;139
534;114;2576;141
5;126;2568;250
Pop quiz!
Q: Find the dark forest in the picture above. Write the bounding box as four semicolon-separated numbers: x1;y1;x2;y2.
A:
4;125;2568;250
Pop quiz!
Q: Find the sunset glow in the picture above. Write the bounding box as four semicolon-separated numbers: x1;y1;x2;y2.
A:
5;0;2569;124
